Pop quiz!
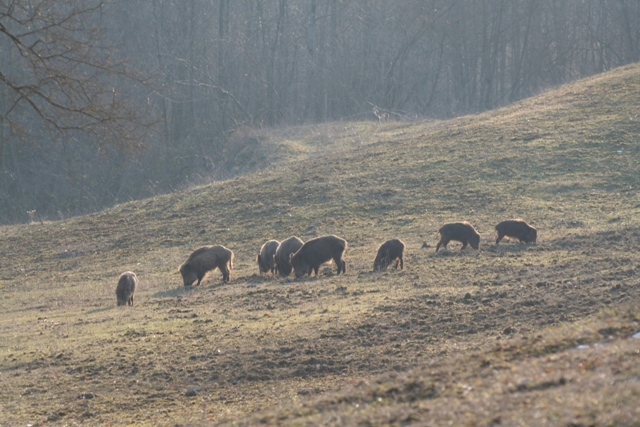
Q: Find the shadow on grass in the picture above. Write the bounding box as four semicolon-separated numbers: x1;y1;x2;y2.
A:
85;306;115;315
152;280;232;298
152;287;198;298
431;248;479;257
204;281;229;290
428;243;537;257
485;243;534;254
245;274;275;284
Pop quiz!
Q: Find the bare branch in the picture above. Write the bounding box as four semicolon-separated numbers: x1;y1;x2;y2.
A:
0;0;153;152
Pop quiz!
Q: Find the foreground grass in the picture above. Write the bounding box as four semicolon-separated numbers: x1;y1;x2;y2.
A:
233;306;640;427
1;64;639;426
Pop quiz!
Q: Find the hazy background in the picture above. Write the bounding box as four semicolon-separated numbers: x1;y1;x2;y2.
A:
1;0;639;224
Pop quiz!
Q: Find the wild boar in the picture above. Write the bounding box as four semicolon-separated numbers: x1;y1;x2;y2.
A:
495;219;537;244
257;239;280;274
179;245;234;285
116;271;138;306
373;239;406;271
275;236;304;277
290;234;347;278
436;222;480;252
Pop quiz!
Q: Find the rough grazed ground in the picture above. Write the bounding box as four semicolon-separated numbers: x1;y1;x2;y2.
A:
1;64;640;426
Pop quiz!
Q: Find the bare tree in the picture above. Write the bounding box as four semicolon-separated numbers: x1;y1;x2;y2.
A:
0;0;152;222
0;0;151;151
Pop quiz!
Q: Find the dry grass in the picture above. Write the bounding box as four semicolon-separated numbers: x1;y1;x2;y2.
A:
1;64;640;426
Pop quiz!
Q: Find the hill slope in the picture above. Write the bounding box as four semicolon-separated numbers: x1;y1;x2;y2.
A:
1;64;639;426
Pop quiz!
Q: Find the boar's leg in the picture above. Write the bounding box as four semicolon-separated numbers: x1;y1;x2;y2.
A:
382;251;391;271
221;266;230;282
436;238;449;252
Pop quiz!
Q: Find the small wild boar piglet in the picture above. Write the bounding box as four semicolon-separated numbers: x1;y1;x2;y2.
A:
290;235;347;278
116;271;138;306
180;245;234;286
275;236;304;277
257;240;280;274
373;238;405;271
436;222;480;252
495;219;537;244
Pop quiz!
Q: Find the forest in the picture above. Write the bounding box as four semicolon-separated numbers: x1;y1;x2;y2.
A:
1;0;639;224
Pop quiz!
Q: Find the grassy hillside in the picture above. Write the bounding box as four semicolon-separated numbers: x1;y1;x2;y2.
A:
1;64;640;426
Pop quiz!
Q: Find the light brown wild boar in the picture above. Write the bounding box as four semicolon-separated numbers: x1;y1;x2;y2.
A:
290;235;347;278
436;222;481;252
373;238;405;271
257;240;280;274
275;236;304;277
180;245;234;285
116;271;138;306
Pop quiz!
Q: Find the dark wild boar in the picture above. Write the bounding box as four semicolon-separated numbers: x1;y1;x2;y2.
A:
116;271;138;306
436;222;480;252
180;245;234;286
495;219;537;244
275;236;304;277
257;240;280;274
373;239;405;271
290;234;347;278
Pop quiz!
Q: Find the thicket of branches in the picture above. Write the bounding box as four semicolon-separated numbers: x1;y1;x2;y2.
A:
1;0;639;223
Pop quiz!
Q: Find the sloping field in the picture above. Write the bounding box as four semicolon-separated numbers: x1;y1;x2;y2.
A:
1;64;639;426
